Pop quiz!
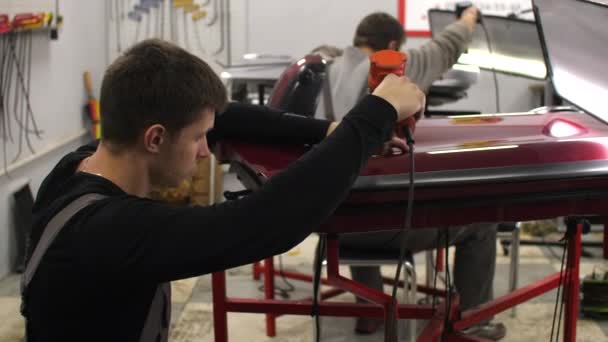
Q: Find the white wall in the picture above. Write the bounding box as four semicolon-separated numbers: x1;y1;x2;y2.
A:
0;0;107;278
226;0;398;66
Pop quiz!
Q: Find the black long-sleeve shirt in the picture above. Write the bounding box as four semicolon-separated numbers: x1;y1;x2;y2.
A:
25;95;396;341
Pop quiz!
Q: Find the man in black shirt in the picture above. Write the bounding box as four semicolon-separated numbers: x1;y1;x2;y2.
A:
23;39;424;341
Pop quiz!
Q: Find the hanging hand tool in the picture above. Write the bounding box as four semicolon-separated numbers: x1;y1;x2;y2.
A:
83;71;101;140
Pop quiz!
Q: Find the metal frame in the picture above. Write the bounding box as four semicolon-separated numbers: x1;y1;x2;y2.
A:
249;245;423;339
212;220;583;341
212;143;602;341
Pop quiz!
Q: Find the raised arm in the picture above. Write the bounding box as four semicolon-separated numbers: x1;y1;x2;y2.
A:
405;8;478;92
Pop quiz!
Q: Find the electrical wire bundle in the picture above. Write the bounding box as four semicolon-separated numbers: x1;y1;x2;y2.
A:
0;28;43;176
111;0;219;57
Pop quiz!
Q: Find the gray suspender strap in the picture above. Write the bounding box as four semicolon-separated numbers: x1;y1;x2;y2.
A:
322;63;336;121
22;193;107;290
139;283;171;342
21;192;171;342
21;193;107;342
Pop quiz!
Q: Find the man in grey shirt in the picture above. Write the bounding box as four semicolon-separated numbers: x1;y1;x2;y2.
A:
315;9;506;340
316;10;474;120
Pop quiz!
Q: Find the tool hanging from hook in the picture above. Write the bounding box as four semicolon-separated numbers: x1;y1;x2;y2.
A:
0;10;58;176
112;0;217;58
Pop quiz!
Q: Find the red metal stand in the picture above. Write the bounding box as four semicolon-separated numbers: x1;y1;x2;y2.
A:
252;261;261;280
212;271;228;342
563;222;581;342
211;226;582;342
253;257;341;337
263;258;276;337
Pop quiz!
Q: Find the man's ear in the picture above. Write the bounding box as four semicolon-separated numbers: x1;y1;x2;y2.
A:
143;124;166;153
388;40;398;51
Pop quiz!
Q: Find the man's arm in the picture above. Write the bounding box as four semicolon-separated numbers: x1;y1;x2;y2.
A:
77;75;423;282
208;102;334;147
79;95;399;282
405;8;478;92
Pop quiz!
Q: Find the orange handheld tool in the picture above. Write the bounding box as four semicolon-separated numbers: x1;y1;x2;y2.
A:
368;50;417;139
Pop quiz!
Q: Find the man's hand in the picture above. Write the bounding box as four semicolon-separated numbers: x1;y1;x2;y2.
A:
381;135;409;155
459;7;479;33
328;122;411;155
372;74;425;123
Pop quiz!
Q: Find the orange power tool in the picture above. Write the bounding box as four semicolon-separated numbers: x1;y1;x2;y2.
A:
368;50;417;140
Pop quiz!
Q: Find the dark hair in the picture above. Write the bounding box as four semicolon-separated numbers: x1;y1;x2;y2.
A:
353;12;405;51
100;39;227;148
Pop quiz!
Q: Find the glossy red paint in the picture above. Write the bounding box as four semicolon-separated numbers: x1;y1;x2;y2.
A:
225;110;608;178
221;110;608;216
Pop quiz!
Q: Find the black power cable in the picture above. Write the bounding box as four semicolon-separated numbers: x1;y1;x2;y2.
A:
0;34;9;175
442;228;453;340
550;229;569;342
277;255;296;294
457;3;500;113
432;232;441;311
479;23;501;113
256;254;296;300
385;127;416;342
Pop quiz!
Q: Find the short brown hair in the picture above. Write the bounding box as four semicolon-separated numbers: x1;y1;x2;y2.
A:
353;12;405;51
100;39;226;148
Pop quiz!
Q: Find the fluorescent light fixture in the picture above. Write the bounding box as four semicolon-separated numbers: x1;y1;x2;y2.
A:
220;71;232;79
242;53;258;60
458;50;547;79
428;145;519;154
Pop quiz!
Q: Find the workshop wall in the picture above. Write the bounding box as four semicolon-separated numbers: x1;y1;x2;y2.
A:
0;0;107;278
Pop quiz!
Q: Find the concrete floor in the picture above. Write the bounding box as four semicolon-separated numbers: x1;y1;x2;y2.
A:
1;172;607;341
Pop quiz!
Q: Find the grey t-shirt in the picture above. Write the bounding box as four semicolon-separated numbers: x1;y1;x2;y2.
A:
317;21;472;121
